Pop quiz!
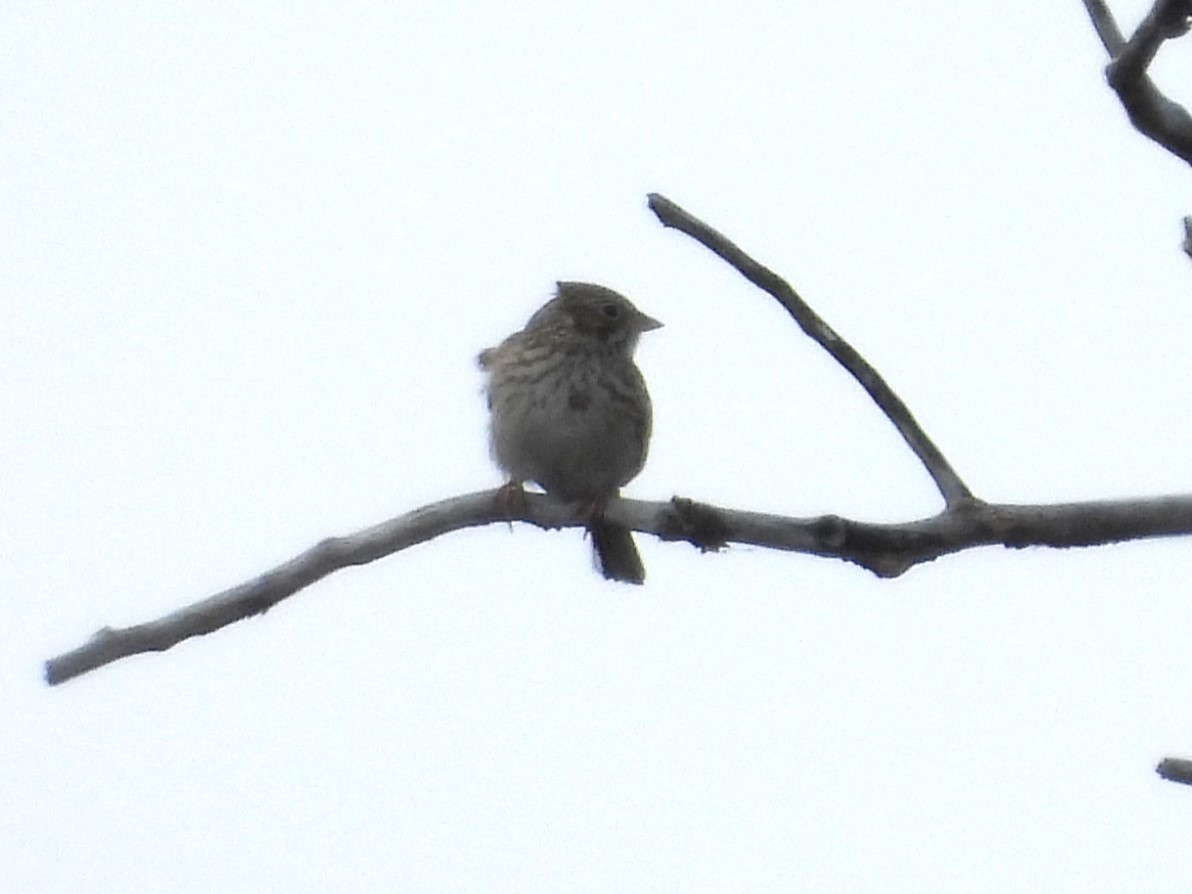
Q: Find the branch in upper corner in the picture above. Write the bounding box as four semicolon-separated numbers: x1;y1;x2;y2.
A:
1083;0;1192;166
44;487;1192;685
1083;0;1127;54
646;192;974;509
1111;0;1192;79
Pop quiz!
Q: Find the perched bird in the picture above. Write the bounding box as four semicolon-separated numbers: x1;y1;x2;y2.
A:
478;282;662;583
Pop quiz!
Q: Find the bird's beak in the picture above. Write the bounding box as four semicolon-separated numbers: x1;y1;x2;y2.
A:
637;312;664;333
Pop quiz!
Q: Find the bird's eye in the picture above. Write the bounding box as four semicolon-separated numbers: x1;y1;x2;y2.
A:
601;302;621;319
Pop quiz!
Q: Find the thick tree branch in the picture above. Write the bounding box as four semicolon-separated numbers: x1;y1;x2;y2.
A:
45;490;1192;684
647;192;973;508
1083;0;1192;165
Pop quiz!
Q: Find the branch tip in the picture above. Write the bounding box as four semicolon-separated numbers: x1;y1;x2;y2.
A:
647;192;974;508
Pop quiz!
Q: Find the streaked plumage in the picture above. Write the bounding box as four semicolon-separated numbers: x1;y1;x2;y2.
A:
479;281;662;583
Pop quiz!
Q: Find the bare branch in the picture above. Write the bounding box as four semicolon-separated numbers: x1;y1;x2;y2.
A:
647;192;973;508
1083;0;1192;165
1157;757;1192;785
1082;0;1127;54
44;490;542;685
44;196;1192;688
1111;0;1192;81
45;489;1192;684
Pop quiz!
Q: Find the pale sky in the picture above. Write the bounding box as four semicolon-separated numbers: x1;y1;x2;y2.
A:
6;2;1192;891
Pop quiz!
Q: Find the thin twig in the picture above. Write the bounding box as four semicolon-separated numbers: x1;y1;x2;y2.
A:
1082;0;1126;54
44;489;1192;684
647;192;974;508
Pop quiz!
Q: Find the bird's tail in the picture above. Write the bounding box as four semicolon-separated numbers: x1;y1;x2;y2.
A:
588;517;646;585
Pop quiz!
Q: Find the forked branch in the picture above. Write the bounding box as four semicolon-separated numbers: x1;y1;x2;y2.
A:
44;196;1192;689
44;489;1192;684
1082;0;1192;165
647;192;973;508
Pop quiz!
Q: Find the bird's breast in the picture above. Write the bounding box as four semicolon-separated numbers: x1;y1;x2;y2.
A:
485;350;650;498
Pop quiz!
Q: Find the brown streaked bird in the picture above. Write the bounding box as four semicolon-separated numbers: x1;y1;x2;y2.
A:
478;281;662;583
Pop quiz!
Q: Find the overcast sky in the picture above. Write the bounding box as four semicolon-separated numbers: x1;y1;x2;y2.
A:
6;2;1192;891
